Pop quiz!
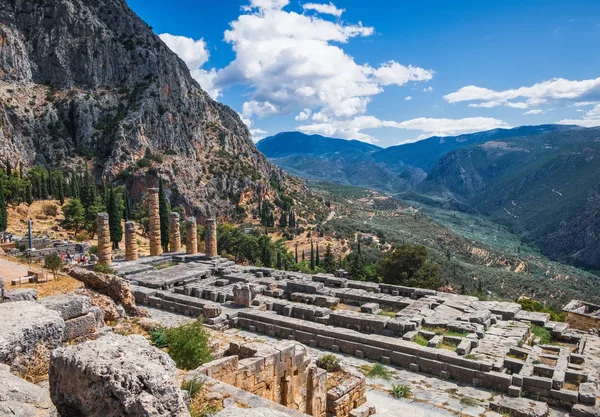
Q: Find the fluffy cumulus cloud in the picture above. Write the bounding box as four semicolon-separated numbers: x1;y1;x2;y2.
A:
559;103;600;127
302;2;345;17
298;116;509;143
159;34;220;99
214;0;433;125
444;77;600;110
250;128;269;141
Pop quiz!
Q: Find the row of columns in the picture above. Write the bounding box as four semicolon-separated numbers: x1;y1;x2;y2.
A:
97;188;218;265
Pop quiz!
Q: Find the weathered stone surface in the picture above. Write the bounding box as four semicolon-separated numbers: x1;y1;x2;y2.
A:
215;408;293;417
205;219;218;258
0;301;64;363
50;333;190;417
97;213;112;265
148;189;162;257
65;266;148;317
202;303;222;319
74;288;121;322
1;288;38;302
169;212;181;253
489;397;549;417
233;284;255;307
40;294;92;320
0;364;57;417
64;312;98;340
185;217;198;255
124;221;139;261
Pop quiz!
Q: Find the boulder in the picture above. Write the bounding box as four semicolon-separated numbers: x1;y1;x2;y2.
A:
50;333;190;417
40;294;92;320
0;301;64;363
0;364;57;417
2;288;38;302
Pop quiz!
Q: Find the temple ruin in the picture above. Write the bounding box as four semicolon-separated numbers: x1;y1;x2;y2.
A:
186;217;198;255
169;212;181;253
205;218;217;258
96;213;111;265
147;188;162;256
124;221;138;261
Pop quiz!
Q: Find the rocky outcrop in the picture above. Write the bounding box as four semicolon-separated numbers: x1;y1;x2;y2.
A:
65;266;147;317
49;333;190;417
0;0;318;221
0;364;57;417
0;301;64;363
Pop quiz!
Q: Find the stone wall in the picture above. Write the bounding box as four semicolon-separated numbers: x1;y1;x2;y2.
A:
190;341;327;417
566;312;600;332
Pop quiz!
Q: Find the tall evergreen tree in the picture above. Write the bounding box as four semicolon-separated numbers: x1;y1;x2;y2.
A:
310;241;315;270
0;181;7;231
315;244;320;267
288;209;295;228
278;211;287;228
158;178;170;251
57;175;65;205
295;243;298;264
302;249;305;262
123;192;132;221
107;187;123;249
5;158;11;176
322;244;335;273
25;183;33;206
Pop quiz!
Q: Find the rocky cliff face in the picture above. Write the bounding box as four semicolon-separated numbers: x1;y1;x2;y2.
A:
0;0;316;220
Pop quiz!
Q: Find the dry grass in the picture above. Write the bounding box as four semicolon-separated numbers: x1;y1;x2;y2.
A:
538;356;557;367
18;344;51;384
113;318;151;339
20;274;83;298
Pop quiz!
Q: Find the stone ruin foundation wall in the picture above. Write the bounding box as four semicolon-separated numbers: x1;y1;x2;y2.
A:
147;188;162;256
190;341;328;417
96;213;111;265
169;212;181;253
566;312;600;332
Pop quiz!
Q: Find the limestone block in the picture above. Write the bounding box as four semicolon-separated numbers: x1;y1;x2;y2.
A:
0;364;57;416
50;333;189;417
580;382;598;405
233;284;255;307
40;294;92;320
64;312;97;340
1;288;38;302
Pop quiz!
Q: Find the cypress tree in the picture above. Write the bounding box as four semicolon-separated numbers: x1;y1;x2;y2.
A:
107;187;123;249
315;244;320;267
295;243;298;264
123;192;132;221
302;249;305;262
57;174;65;205
0;181;7;231
18;162;23;178
310;241;315;270
278;211;287;228
158;178;170;251
25;184;33;206
5;158;10;176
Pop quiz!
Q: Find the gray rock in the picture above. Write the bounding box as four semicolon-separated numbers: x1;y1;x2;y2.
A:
0;301;65;363
49;333;190;417
0;364;57;417
215;408;292;417
40;294;92;320
233;284;255;307
90;306;105;328
2;288;38;302
63;312;98;340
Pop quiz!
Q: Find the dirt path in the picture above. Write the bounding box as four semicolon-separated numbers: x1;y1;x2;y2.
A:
0;256;29;285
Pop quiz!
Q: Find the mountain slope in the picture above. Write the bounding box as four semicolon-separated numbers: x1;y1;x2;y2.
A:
372;124;578;173
419;127;600;269
0;0;320;220
257;132;426;191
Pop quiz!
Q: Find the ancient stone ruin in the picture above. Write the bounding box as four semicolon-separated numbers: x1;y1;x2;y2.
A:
205;218;218;258
169;212;181;253
147;188;162;256
124;221;138;261
96;213;111;265
564;300;600;332
185;217;198;255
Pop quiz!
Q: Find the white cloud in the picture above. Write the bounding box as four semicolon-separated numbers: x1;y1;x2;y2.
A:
523;109;543;115
423;86;433;92
404;96;412;101
302;2;345;17
558;104;600;127
159;33;220;98
213;1;432;120
444;77;600;109
295;108;312;121
298;116;509;143
250;128;269;141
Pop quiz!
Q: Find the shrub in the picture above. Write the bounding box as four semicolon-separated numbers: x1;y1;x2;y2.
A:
44;253;63;279
43;203;59;216
164;320;212;370
89;245;98;255
181;378;204;398
93;263;116;275
390;384;411;398
459;396;479;407
316;354;340;372
531;325;552;345
149;328;168;348
75;231;90;242
365;363;391;380
413;334;428;347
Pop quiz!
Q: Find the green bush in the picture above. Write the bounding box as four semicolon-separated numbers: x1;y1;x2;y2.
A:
366;363;391;380
163;320;213;370
93;263;116;275
149;328;168;348
181;378;204;398
89;245;98;255
316;354;340;372
390;384;411;398
531;325;552;345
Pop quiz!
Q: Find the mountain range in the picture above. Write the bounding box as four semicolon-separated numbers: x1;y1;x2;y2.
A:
258;126;600;270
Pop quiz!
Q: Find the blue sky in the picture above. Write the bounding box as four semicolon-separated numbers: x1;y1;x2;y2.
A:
127;0;600;147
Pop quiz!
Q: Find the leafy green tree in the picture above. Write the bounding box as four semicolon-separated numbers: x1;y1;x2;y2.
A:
44;253;63;280
376;244;443;289
85;195;106;239
107;187;123;249
62;198;85;234
162;320;213;370
0;181;6;231
158;178;170;251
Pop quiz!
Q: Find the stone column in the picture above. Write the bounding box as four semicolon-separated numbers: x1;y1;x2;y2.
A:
147;188;162;256
124;221;138;261
205;218;217;258
169;212;181;253
185;217;197;255
97;213;111;266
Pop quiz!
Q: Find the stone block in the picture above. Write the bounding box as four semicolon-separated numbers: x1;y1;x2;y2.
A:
508;385;521;397
580;382;598;405
2;288;38;302
409;363;419;372
41;294;92;321
64;312;97;340
550;388;579;404
360;303;380;314
571;404;600;417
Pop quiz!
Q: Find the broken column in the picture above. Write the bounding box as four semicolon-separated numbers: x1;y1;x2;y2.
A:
205;218;217;258
169;213;181;253
124;221;138;261
147;188;162;256
185;217;197;255
97;213;111;266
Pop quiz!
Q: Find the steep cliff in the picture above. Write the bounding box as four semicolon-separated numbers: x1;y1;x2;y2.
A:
0;0;319;220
